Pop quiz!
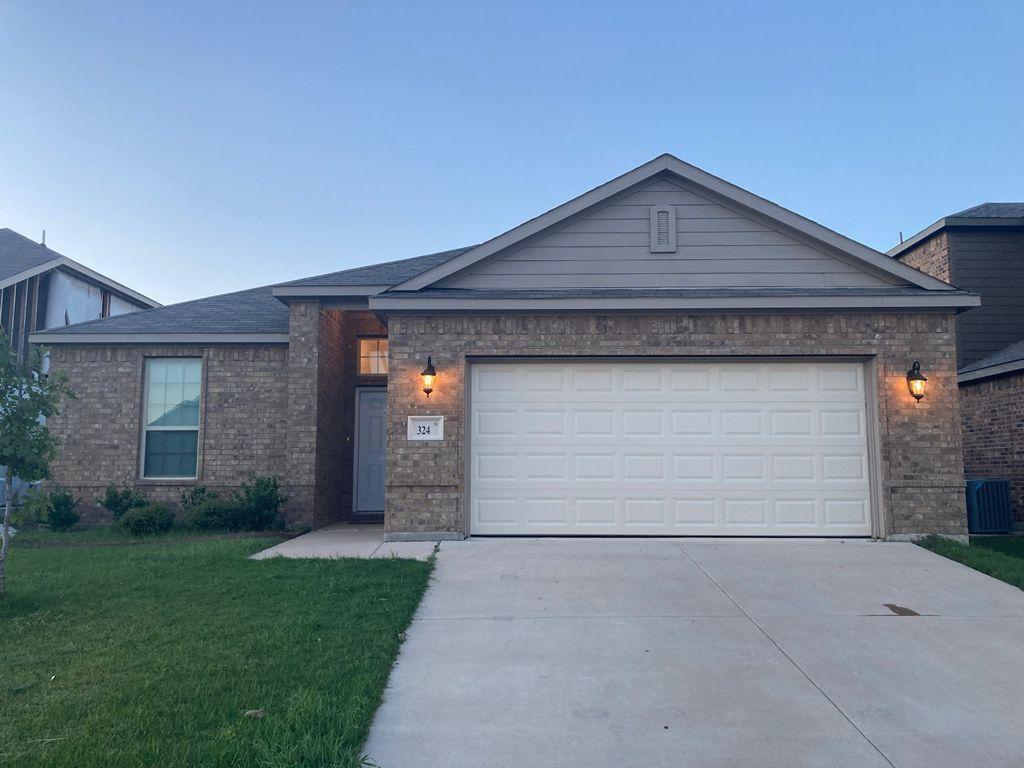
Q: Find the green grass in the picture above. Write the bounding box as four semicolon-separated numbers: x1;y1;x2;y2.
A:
917;535;1024;591
0;531;432;768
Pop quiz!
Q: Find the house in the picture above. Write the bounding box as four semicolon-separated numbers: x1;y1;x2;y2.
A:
0;228;158;359
31;155;978;540
890;204;1024;527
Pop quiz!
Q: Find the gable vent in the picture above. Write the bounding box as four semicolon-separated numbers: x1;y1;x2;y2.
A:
649;205;676;252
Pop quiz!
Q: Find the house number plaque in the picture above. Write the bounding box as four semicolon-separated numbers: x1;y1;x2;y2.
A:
407;415;444;441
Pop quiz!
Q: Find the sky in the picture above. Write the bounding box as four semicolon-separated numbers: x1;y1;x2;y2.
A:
1;1;1021;305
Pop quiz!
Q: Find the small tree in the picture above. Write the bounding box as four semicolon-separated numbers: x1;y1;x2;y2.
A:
0;340;73;598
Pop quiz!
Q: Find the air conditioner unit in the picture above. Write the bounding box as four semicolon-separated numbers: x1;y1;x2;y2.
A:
965;479;1014;535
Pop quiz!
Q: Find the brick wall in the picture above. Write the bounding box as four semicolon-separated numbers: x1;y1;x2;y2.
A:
960;372;1024;523
314;309;388;524
386;312;966;538
286;301;319;522
44;305;386;528
285;303;386;525
46;344;290;521
898;231;951;283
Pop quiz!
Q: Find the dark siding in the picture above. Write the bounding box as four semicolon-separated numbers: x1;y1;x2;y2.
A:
949;228;1024;368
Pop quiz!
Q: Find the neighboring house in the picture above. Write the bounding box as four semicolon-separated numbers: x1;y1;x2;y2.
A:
31;155;978;540
890;204;1024;526
0;227;159;502
0;228;158;358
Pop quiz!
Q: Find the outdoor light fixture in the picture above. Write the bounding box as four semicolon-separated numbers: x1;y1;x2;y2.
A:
906;361;927;402
421;357;437;398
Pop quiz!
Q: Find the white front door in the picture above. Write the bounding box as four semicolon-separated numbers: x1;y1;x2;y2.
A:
469;361;872;536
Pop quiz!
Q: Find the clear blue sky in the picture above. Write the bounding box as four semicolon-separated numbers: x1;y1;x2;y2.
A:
1;1;1021;305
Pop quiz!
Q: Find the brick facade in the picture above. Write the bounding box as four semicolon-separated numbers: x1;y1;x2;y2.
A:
960;372;1024;523
43;304;387;527
386;312;967;539
46;343;291;522
898;231;951;284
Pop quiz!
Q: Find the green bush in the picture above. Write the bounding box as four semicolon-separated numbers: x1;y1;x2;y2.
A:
182;476;285;532
180;485;217;514
11;487;49;528
184;496;246;531
47;490;79;530
237;475;286;530
119;503;174;535
98;485;148;520
11;487;79;530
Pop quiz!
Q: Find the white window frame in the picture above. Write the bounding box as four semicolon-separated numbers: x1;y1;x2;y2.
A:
140;357;203;480
357;337;389;376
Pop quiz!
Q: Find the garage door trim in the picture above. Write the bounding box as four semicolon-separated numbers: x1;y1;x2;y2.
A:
464;356;882;538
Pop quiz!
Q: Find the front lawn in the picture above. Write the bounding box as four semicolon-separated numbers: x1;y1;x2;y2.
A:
917;535;1024;590
0;532;432;768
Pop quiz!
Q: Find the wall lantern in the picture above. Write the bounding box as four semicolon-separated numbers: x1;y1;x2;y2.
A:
906;361;927;402
421;357;437;398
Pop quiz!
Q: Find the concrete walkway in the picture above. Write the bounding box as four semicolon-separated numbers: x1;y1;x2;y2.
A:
250;524;435;561
365;538;1024;768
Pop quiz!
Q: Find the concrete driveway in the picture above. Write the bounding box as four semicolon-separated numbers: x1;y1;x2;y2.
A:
364;539;1024;768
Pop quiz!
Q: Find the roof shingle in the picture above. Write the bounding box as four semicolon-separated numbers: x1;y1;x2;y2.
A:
0;228;62;282
276;247;474;288
32;285;288;337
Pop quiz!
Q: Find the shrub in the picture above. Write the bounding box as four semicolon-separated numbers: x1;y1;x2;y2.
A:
11;487;48;528
99;485;148;520
182;476;285;532
184;496;247;531
119;503;174;535
237;475;286;531
180;485;217;514
11;487;79;530
47;490;79;531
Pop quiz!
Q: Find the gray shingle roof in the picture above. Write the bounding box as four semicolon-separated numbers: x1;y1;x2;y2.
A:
949;203;1024;219
0;228;62;282
31;246;477;340
276;246;475;287
959;338;1024;377
32;285;288;337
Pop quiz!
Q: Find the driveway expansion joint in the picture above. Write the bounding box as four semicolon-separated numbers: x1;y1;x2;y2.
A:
675;540;898;768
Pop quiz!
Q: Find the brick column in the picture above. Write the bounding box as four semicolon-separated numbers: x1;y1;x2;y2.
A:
286;301;320;525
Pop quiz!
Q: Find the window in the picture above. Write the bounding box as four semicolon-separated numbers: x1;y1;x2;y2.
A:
358;338;388;375
142;358;202;478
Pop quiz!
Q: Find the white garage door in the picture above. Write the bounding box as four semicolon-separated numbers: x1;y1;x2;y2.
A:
469;361;873;537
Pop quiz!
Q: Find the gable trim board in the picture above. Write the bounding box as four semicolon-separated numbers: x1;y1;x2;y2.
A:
368;290;978;312
392;154;955;293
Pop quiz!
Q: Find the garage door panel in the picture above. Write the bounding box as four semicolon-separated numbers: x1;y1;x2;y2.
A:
472;491;872;536
470;361;872;536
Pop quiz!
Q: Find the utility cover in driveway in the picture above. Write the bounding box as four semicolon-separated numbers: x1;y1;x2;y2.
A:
470;361;872;536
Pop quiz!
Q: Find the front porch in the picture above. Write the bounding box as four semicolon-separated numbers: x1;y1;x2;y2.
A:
289;304;391;528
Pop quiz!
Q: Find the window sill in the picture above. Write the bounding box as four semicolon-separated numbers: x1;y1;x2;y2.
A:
139;478;199;486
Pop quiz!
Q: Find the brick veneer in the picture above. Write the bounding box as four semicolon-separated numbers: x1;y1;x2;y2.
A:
960;372;1024;523
45;344;290;521
898;231;951;283
285;303;386;525
386;312;967;539
44;304;388;527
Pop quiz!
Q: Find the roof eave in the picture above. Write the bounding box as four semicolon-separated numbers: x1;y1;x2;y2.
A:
0;255;160;307
889;216;1024;258
369;292;981;313
272;284;390;299
958;358;1024;384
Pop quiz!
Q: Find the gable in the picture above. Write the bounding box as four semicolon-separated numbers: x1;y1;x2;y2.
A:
437;175;906;291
